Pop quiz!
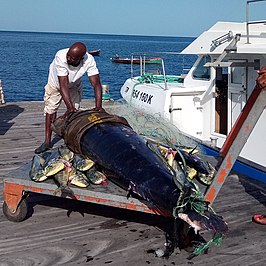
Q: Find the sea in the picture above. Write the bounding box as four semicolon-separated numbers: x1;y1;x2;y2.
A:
0;31;196;102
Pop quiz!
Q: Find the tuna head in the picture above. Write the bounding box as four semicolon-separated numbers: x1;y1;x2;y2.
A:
178;210;228;234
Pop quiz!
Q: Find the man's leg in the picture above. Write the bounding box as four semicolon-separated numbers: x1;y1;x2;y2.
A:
35;83;61;154
34;112;56;154
44;112;57;145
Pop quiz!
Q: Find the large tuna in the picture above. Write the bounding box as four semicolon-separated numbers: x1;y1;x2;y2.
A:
52;109;228;256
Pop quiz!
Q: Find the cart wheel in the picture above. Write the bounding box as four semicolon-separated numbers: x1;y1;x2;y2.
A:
2;199;28;222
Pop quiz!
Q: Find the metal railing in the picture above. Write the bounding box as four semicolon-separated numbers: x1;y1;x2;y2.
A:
211;31;234;50
246;0;266;43
130;55;169;89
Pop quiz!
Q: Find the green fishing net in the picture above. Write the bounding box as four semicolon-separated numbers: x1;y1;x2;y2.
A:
106;102;199;151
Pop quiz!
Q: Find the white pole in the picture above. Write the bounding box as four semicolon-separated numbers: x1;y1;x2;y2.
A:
0;80;5;104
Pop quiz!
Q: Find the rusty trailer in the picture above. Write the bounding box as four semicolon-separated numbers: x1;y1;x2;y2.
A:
2;163;171;223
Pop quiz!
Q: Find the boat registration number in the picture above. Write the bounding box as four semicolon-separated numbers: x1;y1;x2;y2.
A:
132;89;153;104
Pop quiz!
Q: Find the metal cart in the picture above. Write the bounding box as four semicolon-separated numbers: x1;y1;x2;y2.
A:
2;163;171;222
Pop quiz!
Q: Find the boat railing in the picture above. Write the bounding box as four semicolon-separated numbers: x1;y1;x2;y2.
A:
246;0;266;44
130;53;165;77
130;52;191;90
211;31;234;50
130;53;168;88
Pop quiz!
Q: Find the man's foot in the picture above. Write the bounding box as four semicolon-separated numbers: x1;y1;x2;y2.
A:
34;143;52;154
252;214;266;225
52;134;62;146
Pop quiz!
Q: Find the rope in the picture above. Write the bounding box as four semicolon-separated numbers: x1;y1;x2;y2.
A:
192;233;224;257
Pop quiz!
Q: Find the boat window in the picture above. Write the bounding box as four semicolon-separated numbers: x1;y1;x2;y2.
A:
215;67;228;135
231;66;244;84
192;55;211;80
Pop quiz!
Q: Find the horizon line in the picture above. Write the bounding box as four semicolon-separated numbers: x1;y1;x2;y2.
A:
0;29;196;39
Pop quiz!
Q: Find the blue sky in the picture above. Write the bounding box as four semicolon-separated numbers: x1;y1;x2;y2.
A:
0;0;265;37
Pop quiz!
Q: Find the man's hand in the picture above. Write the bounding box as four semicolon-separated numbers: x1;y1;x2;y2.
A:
60;108;77;119
91;107;105;112
256;66;266;89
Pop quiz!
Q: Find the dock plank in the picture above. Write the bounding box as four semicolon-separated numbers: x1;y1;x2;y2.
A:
0;101;266;266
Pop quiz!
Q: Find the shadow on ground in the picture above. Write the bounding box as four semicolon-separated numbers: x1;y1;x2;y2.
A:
0;104;24;135
238;171;266;208
24;192;207;260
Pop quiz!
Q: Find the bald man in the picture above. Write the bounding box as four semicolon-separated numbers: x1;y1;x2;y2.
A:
35;42;104;154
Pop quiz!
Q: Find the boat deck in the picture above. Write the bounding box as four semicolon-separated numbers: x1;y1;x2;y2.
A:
0;101;266;266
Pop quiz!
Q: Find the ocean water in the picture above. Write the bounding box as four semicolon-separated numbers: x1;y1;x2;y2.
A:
0;31;196;102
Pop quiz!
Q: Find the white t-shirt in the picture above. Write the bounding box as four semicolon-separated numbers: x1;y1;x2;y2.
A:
48;48;99;89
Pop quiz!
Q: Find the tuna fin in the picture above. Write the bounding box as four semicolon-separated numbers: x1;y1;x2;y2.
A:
126;187;133;199
127;181;139;199
188;144;198;155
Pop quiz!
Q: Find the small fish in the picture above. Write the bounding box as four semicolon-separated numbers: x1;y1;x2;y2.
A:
29;154;48;182
53;167;74;196
197;162;216;185
42;147;61;162
186;166;197;180
70;170;90;188
43;158;66;177
72;154;95;171
163;148;176;167
53;169;69;187
85;168;107;185
176;150;212;175
59;145;74;161
174;149;216;185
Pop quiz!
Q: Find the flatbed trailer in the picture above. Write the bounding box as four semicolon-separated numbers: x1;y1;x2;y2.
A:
2;163;172;222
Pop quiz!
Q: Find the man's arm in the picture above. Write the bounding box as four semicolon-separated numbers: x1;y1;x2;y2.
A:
58;75;76;117
89;74;104;111
256;66;266;89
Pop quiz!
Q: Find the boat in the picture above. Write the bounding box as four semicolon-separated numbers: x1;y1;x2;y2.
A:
120;0;266;183
111;56;162;64
88;49;101;56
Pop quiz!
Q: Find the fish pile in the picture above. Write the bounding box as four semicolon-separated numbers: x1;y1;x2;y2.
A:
157;144;216;185
29;145;107;195
29;141;215;198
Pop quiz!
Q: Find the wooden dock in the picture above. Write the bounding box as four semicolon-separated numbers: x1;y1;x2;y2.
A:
0;101;266;265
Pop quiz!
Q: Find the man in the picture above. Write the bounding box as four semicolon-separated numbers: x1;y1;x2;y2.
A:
252;66;266;225
256;66;266;89
35;42;104;154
